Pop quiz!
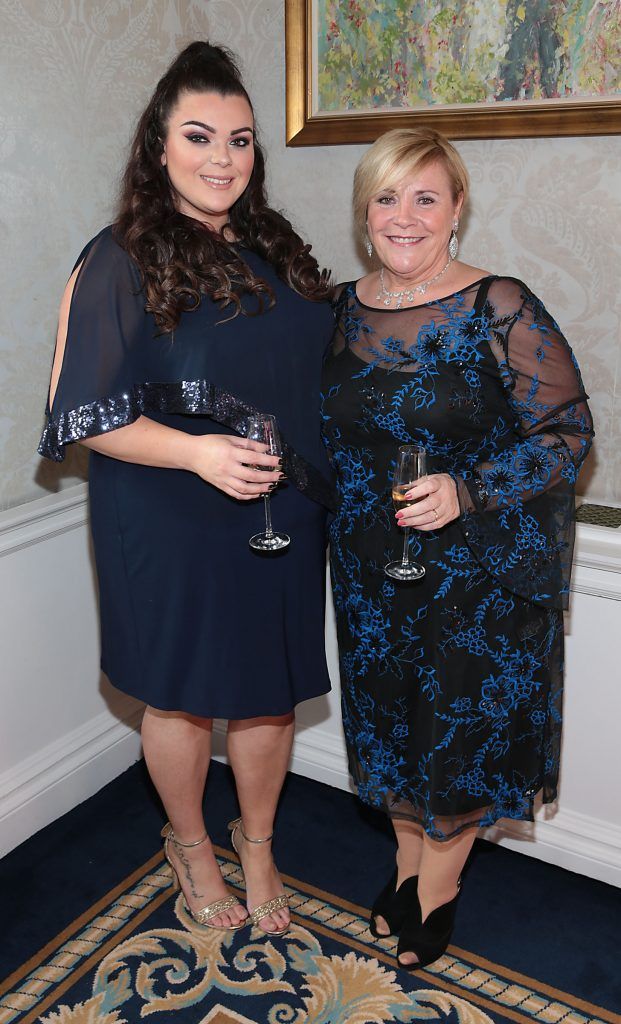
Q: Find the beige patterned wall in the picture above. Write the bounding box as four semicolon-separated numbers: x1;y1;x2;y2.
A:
0;0;211;508
1;0;619;510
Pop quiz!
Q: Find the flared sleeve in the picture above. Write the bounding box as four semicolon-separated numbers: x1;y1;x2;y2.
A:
454;277;594;610
38;227;147;461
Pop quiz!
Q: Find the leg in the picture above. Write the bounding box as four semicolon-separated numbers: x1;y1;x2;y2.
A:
395;819;425;884
418;828;476;920
142;706;247;928
398;827;476;967
373;819;424;937
227;712;295;933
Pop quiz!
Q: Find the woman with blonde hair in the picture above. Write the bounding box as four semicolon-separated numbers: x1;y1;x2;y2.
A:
322;126;593;967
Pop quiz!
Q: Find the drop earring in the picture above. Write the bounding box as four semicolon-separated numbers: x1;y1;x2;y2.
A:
448;221;459;261
365;237;373;258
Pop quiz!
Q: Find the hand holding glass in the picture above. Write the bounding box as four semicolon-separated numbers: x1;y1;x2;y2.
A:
246;413;290;552
385;444;426;581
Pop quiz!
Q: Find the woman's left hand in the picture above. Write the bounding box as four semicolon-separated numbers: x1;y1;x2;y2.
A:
396;473;460;531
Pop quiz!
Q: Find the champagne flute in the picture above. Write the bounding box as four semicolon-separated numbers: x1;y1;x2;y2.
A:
246;413;290;552
385;444;426;581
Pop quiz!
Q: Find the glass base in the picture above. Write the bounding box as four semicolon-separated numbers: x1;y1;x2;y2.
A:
384;560;425;581
249;531;290;552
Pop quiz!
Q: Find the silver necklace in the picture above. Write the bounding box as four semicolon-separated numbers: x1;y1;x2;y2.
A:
377;258;453;309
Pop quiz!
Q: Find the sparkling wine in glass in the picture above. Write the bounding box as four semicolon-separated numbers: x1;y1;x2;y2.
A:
385;444;426;581
246;413;290;552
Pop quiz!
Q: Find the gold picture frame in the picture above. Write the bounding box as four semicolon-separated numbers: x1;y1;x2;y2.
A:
286;0;621;145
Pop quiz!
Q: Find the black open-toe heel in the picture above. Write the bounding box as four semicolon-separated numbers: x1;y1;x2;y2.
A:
396;886;461;970
369;870;419;938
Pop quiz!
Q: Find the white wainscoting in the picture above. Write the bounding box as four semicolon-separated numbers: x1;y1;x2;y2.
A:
0;485;143;857
1;486;620;888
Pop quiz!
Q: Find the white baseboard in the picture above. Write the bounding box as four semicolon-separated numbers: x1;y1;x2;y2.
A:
0;698;143;856
214;721;621;888
483;810;621;887
290;723;353;792
4;707;618;886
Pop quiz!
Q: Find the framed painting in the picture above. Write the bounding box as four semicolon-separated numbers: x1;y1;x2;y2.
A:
286;0;621;144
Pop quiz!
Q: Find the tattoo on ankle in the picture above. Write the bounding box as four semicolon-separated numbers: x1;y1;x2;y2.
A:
176;847;201;899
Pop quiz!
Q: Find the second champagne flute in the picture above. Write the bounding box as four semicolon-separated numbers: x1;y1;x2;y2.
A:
246;413;290;552
385;444;426;581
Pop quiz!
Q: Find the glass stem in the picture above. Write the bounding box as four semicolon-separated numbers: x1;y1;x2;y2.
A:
401;526;410;567
263;494;274;538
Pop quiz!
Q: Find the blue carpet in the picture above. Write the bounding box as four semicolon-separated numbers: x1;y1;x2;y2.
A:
1;759;620;1019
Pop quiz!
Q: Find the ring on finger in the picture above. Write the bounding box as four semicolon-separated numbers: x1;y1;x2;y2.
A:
433;508;439;522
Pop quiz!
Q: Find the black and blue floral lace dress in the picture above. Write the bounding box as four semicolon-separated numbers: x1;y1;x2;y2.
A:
321;276;593;839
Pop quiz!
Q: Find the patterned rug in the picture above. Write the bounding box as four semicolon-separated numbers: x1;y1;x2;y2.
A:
1;847;615;1024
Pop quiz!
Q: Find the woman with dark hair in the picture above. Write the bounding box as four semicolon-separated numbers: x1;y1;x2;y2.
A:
39;42;334;937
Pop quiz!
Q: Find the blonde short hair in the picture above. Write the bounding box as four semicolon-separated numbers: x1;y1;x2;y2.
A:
353;127;469;239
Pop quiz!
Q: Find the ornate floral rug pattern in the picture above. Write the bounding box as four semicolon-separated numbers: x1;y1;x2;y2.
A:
0;849;615;1024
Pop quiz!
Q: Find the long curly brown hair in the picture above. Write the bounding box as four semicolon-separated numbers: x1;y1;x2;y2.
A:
115;41;331;332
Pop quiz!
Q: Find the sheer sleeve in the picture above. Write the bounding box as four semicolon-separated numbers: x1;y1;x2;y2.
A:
454;277;594;610
38;227;147;461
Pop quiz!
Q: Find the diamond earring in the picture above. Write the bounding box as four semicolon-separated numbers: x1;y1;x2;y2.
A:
365;237;373;258
448;222;459;261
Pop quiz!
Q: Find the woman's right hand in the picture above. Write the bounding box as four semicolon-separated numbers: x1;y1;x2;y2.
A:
188;434;283;500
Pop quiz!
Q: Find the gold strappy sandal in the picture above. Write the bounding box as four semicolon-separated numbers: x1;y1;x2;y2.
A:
161;822;247;930
228;817;290;936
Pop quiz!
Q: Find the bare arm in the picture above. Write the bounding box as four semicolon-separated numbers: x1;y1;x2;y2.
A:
80;418;282;500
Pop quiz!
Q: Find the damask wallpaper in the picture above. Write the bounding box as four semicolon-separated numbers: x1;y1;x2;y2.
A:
1;0;619;509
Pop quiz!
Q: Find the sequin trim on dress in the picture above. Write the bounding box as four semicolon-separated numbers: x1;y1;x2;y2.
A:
38;380;335;511
38;391;143;461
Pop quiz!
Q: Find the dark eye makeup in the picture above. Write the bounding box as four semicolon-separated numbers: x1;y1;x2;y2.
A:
184;132;253;147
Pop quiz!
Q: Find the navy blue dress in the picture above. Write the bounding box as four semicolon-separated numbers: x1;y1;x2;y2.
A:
321;277;593;839
39;227;334;719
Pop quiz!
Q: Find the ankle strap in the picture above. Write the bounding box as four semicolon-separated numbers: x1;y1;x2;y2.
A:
239;820;273;845
162;822;208;848
173;832;208;848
